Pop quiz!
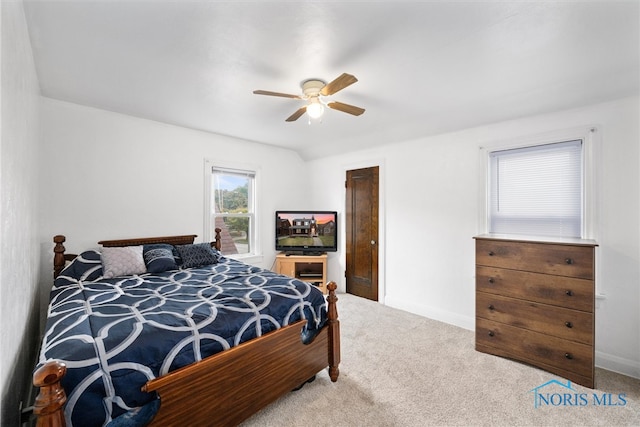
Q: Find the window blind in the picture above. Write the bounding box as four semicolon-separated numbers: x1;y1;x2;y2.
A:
211;166;256;179
489;140;583;238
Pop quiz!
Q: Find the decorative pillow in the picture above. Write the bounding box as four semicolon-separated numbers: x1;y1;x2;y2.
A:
58;250;103;282
175;243;220;269
143;244;178;274
101;246;147;278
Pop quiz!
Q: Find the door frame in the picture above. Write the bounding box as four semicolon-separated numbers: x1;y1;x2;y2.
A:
342;158;386;303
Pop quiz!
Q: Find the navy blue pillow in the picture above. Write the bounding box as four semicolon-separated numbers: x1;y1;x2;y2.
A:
58;250;103;282
143;244;178;273
175;243;220;269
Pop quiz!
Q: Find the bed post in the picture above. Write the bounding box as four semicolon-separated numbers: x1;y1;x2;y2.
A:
53;235;66;279
214;227;222;251
326;281;340;382
33;360;67;427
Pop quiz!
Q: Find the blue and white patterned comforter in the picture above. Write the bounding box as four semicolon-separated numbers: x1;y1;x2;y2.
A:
37;251;328;426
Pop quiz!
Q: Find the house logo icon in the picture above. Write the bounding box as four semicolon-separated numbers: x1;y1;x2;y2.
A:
529;379;577;408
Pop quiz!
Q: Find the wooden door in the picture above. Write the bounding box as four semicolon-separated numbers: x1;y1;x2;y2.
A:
345;166;379;300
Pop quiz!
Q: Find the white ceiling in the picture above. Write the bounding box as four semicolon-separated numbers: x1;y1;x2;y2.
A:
23;1;639;160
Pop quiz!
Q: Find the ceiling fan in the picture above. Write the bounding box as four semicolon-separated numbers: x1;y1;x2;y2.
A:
253;73;365;122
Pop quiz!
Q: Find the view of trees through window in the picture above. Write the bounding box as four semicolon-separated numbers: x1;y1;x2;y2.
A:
212;170;254;255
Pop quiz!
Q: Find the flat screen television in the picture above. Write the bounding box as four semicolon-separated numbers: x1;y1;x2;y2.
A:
275;210;338;255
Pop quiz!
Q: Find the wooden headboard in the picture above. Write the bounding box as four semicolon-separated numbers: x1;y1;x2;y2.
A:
53;228;222;278
98;234;198;247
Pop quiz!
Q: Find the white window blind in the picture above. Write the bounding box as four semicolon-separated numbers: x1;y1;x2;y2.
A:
488;140;583;238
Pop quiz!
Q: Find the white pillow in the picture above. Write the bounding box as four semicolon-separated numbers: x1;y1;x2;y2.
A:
101;246;146;278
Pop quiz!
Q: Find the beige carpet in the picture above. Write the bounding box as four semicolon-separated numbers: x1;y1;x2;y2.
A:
242;293;640;426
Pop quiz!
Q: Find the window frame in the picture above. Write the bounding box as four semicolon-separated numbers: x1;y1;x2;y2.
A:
204;159;261;260
478;126;599;240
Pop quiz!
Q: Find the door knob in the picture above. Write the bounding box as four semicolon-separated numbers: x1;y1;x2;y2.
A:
371;240;376;245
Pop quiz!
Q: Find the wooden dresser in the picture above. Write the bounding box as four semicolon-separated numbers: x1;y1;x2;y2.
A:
474;234;597;388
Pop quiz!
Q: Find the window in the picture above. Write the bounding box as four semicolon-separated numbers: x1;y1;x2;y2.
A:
206;164;257;257
488;139;583;238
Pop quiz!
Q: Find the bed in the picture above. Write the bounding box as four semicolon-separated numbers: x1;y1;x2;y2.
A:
33;231;340;427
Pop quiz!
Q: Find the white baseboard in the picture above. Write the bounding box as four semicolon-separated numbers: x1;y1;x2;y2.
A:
383;295;475;331
383;296;640;381
596;351;640;380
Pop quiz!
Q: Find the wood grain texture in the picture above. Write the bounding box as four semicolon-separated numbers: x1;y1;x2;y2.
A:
52;235;68;279
475;238;595;280
476;265;594;312
274;253;328;294
475;341;594;388
98;234;198;248
476;292;593;345
345;166;379;300
144;322;330;426
33;361;67;427
98;230;222;251
476;318;593;379
474;236;596;388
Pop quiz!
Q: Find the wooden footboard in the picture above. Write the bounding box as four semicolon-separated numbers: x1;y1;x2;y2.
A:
145;282;339;426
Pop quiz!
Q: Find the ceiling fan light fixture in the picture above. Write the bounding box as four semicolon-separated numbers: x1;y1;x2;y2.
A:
254;73;363;122
306;101;324;119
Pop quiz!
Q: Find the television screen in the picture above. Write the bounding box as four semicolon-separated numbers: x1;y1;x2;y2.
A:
275;211;338;254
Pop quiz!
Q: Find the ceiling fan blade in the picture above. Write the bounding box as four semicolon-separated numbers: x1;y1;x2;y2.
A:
286;106;307;122
253;90;302;99
327;101;365;116
320;73;358;96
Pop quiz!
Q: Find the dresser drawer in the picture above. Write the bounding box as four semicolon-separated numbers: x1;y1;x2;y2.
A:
476;292;593;345
476;239;594;279
476;266;594;312
476;318;593;379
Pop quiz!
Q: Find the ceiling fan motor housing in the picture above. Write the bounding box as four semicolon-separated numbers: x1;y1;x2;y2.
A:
302;79;326;97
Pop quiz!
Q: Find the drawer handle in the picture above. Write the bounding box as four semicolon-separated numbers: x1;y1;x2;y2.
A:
565;321;573;328
565;290;574;296
488;251;495;256
488;305;495;311
488;331;495;337
565;258;574;265
565;352;573;360
488;277;495;284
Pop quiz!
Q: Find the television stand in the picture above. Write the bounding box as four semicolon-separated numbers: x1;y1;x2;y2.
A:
275;253;328;294
284;251;325;256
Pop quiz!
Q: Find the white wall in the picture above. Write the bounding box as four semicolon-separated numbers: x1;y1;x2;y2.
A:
307;96;640;379
0;1;41;424
31;77;640;386
38;98;310;280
